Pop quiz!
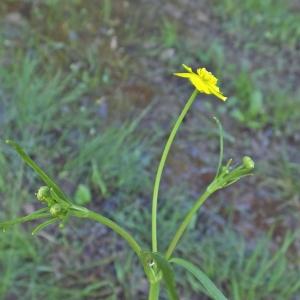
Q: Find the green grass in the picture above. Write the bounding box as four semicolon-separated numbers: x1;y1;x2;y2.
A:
225;69;267;129
195;40;227;77
161;19;178;48
212;0;300;48
260;151;300;206
0;55;86;146
64;118;153;197
174;228;300;300
267;90;300;134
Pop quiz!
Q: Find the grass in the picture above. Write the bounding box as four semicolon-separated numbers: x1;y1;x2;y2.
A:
267;90;300;134
64;117;153;197
175;228;300;300
212;0;300;48
0;55;86;146
260;151;300;208
161;19;178;48
225;69;267;129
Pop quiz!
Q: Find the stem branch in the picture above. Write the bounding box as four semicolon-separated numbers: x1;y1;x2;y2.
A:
71;207;141;257
165;189;212;259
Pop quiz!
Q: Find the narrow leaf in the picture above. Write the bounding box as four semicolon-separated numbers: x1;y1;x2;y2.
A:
32;218;58;235
170;257;228;300
91;161;108;197
0;209;50;231
6;140;70;203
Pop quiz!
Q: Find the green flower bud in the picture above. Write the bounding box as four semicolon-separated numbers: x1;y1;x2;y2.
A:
242;156;255;170
50;204;62;217
36;186;51;202
221;166;230;174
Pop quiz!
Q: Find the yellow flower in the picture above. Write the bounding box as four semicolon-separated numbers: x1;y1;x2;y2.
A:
174;64;227;101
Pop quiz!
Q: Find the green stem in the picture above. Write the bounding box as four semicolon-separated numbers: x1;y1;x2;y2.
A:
165;189;212;259
71;207;141;257
148;281;160;300
152;89;198;252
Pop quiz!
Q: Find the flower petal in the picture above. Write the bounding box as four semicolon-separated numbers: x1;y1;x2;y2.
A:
189;75;210;94
174;72;192;78
207;84;227;101
214;92;227;101
197;68;218;84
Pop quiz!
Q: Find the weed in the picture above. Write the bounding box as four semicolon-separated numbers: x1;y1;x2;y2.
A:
225;69;267;129
102;0;113;25
267;90;300;134
260;151;300;206
182;229;300;300
212;0;300;48
161;19;178;48
65;120;153;196
0;55;85;146
195;41;226;76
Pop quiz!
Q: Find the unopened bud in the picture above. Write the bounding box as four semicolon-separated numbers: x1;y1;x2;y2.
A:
242;156;255;170
36;186;51;202
50;204;62;217
219;166;230;176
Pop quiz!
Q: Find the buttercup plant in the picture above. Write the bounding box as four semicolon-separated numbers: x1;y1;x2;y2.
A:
1;65;254;300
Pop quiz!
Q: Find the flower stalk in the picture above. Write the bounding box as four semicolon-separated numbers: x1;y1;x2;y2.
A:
165;189;213;259
149;282;160;300
152;89;198;252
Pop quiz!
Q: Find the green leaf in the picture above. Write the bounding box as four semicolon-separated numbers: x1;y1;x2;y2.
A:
91;161;108;197
170;257;228;300
32;218;58;235
6;140;70;204
249;89;263;115
74;184;92;205
0;209;50;231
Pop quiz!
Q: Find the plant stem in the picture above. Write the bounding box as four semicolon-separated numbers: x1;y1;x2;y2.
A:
165;189;212;259
148;282;160;300
151;89;198;252
71;207;142;257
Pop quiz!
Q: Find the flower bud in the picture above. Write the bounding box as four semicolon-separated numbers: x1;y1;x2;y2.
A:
221;166;230;174
242;156;255;170
50;204;62;217
36;186;51;202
